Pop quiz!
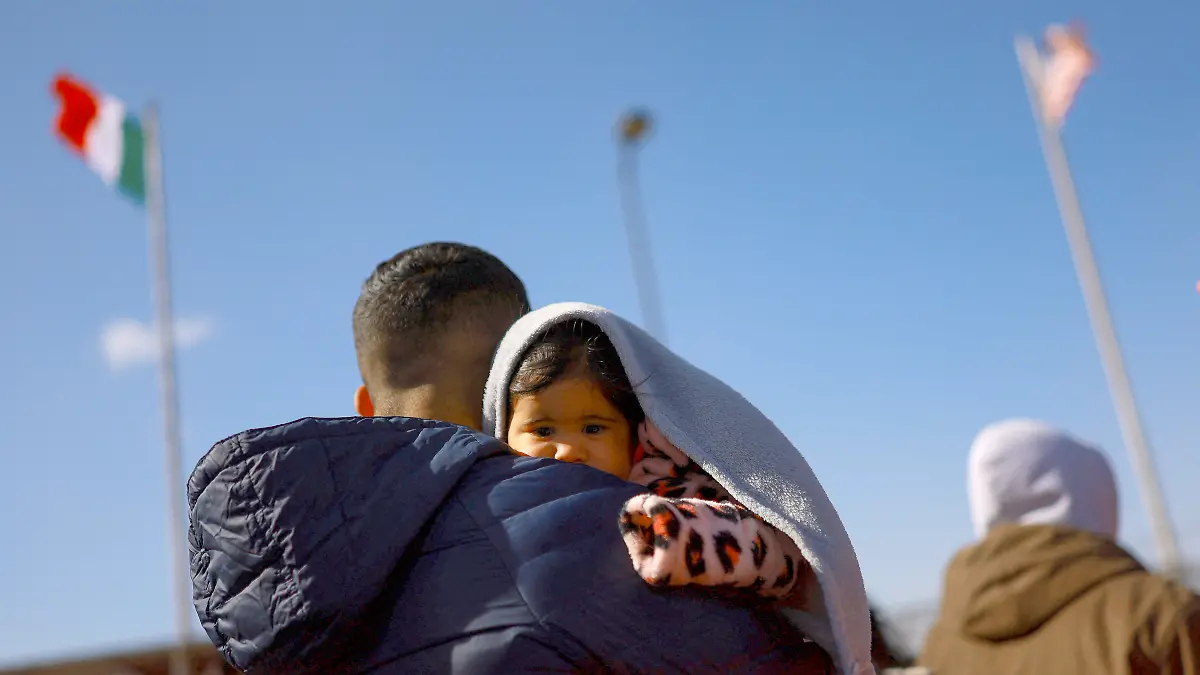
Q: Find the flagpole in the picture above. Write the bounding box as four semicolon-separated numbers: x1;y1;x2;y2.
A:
1014;36;1183;578
143;102;192;675
616;110;668;344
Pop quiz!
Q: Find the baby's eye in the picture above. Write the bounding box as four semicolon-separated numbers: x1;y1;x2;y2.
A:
532;426;554;438
583;424;605;435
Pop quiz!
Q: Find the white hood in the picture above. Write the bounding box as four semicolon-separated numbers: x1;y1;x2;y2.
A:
483;302;875;675
968;418;1119;539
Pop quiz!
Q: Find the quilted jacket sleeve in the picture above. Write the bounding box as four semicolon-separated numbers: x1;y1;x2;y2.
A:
188;417;502;673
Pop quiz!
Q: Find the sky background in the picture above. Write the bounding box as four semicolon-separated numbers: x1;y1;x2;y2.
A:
1;0;1198;666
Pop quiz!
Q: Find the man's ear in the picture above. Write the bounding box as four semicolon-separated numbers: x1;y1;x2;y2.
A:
354;385;375;417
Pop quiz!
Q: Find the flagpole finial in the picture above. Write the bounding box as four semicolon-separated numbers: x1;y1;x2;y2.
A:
618;108;653;146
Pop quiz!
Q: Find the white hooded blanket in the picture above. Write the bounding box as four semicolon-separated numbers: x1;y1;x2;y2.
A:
483;302;875;675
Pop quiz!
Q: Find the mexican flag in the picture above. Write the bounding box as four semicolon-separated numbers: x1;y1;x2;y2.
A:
52;73;146;204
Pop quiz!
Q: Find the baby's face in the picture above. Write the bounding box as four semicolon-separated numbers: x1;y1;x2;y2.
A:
507;376;634;479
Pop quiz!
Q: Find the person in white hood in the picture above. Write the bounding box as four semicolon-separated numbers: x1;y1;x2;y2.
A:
967;417;1119;540
919;419;1200;675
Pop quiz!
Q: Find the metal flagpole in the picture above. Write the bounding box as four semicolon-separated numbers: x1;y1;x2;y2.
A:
142;102;192;675
1014;36;1183;578
616;109;668;344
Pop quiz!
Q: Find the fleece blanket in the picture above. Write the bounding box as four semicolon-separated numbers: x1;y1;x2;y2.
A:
483;302;875;675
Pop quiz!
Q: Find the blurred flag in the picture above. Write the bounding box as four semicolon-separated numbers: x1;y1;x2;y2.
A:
51;73;146;204
1035;23;1096;128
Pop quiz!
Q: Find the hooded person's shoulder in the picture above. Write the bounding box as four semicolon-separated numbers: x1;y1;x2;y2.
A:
1058;560;1200;673
1099;564;1200;665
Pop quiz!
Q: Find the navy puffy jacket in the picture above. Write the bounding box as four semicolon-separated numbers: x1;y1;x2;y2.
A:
188;417;824;674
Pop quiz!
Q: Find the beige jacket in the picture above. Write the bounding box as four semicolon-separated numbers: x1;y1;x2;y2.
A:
920;524;1200;675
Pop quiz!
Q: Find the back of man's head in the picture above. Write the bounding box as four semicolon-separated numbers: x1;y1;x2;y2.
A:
967;418;1119;540
353;242;529;427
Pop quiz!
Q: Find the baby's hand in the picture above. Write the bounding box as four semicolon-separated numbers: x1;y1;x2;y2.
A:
617;493;806;599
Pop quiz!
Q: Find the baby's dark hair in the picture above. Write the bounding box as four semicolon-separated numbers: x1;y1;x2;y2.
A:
509;319;644;428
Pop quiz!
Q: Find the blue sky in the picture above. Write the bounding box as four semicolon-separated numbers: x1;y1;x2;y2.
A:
1;0;1198;666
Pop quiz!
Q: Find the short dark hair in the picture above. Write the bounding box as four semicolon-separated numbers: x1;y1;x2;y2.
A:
353;242;530;391
509;319;644;431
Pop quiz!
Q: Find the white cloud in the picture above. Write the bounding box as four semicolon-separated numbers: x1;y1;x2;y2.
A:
100;316;216;370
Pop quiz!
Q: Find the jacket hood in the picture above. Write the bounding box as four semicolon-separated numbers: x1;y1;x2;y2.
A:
483;302;875;675
938;524;1143;641
968;418;1118;539
187;416;509;673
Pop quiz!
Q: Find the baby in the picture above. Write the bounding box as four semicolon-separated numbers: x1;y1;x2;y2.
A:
505;319;805;599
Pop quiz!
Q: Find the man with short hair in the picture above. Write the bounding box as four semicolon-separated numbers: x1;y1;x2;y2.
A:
351;242;530;429
919;418;1200;675
189;242;827;674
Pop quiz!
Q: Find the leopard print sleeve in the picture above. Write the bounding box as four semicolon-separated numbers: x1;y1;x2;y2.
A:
619;422;807;599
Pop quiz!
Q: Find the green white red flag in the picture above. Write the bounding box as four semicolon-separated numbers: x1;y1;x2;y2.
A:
52;73;146;204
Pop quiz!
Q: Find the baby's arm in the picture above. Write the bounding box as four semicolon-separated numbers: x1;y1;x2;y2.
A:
624;426;806;599
618;493;804;598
